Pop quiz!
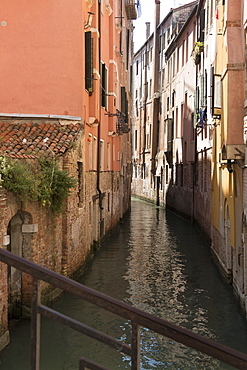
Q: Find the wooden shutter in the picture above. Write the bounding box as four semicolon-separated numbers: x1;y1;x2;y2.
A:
85;32;93;93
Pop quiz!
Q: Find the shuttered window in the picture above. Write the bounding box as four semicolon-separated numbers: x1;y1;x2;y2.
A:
210;66;222;116
200;72;207;107
85;32;93;93
199;9;205;42
194;86;199;127
101;62;108;109
121;87;128;123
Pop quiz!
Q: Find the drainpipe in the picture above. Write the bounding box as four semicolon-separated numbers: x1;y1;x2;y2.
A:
120;0;123;55
97;0;103;228
142;42;148;179
151;0;160;202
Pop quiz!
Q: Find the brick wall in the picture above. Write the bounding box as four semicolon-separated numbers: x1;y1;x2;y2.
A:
0;132;131;348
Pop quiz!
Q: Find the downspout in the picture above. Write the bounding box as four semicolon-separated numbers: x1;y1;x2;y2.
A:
142;42;148;178
120;0;123;54
151;0;160;205
151;0;160;178
97;0;103;211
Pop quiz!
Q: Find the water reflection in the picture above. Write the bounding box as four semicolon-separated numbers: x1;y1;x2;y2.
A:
1;197;247;369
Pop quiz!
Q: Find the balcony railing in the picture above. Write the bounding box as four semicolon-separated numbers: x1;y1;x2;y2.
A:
125;0;137;20
0;248;247;370
116;109;130;134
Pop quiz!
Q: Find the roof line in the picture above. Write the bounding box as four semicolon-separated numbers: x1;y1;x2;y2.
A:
0;113;82;121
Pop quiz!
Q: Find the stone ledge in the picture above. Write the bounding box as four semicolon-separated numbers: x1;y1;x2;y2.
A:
0;330;10;352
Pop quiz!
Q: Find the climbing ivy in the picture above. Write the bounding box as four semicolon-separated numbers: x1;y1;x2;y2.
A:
0;156;76;213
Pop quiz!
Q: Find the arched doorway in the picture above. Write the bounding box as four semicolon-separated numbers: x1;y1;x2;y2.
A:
7;211;34;319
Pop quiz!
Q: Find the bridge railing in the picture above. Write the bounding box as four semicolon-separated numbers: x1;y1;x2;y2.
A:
0;248;247;370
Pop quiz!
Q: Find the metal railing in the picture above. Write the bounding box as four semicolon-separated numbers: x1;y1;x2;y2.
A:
1;247;247;370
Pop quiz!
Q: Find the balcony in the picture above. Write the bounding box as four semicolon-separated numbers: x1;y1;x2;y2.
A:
116;109;130;135
125;0;137;20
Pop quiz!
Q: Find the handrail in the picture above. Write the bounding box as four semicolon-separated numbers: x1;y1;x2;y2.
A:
1;247;247;369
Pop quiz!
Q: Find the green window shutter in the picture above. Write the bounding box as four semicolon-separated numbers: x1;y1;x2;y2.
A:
200;74;205;107
194;87;199;128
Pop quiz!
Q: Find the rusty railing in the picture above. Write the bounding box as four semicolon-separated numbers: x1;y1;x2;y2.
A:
0;248;247;370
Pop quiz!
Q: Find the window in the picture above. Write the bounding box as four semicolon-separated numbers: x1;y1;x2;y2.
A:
126;29;130;69
200;9;205;42
100;139;104;171
161;68;165;90
77;162;83;207
121;87;128;123
101;62;108;109
176;107;179;138
200;72;207;107
172;53;175;77
85;32;93;93
181;103;184;137
107;193;110;212
107;143;111;170
135;130;138;151
211;66;221;116
172;90;175;108
88;134;92;170
150;47;153;62
194;86;200;127
182;40;185;67
89;201;92;224
93;136;97;170
186;33;189;63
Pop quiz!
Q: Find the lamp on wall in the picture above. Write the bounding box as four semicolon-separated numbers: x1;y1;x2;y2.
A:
87;117;99;128
84;12;94;30
108;130;116;137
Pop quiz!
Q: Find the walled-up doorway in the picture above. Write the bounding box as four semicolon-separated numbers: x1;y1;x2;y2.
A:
7;211;34;319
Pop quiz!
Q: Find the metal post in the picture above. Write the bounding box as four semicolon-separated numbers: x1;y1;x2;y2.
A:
131;322;140;370
31;277;41;370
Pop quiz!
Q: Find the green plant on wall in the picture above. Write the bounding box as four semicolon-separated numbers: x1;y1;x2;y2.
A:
192;41;204;65
38;158;77;213
0;156;40;201
0;155;76;213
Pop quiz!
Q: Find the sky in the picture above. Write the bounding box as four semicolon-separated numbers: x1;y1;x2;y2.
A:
133;0;192;52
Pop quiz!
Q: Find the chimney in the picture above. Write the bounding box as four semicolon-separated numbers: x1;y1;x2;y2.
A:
155;0;161;27
146;22;151;39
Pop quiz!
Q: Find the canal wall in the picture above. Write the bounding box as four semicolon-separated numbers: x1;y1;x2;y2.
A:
0;151;131;351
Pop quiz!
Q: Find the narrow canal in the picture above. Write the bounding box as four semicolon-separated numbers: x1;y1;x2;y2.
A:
1;197;247;369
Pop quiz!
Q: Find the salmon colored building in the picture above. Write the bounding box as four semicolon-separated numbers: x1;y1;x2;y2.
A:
0;0;134;349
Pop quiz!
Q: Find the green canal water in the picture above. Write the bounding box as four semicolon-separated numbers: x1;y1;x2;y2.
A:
1;197;247;369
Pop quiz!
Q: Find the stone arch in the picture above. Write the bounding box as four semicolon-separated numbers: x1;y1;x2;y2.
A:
7;211;33;319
